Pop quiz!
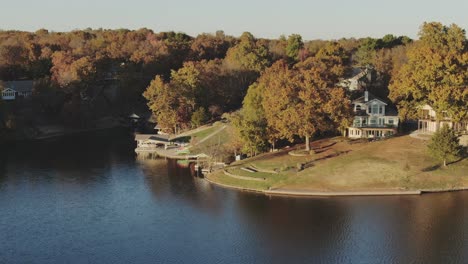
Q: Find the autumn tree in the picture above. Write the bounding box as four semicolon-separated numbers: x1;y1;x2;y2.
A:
427;125;462;167
143;76;178;134
51;51;96;87
268;35;288;61
389;22;468;122
190;31;233;61
261;43;351;151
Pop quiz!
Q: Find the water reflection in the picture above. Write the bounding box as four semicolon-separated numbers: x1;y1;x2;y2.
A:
0;130;467;263
138;157;224;216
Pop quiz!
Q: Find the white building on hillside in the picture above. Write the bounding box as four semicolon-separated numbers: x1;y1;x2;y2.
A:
338;67;372;91
347;91;399;138
1;80;34;100
418;104;468;133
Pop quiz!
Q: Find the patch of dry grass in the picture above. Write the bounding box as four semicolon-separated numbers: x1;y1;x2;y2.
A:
207;135;468;192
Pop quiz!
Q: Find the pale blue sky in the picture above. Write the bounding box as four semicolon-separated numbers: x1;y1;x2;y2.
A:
1;0;467;40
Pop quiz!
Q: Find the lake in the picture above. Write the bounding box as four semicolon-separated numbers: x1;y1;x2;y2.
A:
1;129;467;263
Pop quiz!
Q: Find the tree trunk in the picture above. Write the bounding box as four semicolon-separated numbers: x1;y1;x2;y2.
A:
444;159;447;167
305;135;310;151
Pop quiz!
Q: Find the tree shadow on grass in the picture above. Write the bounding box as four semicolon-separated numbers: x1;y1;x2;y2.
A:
447;156;467;166
302;150;352;169
311;142;336;151
421;164;441;172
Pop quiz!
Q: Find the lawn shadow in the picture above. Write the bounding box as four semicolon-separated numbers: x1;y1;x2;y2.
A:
447;156;467;166
303;150;352;168
173;136;191;143
421;164;441;172
311;142;336;151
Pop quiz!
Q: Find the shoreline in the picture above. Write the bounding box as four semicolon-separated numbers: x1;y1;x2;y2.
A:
204;174;468;197
201;134;467;198
135;148;202;160
33;125;125;140
0;125;126;146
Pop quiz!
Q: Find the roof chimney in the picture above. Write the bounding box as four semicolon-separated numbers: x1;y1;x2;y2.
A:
364;90;369;102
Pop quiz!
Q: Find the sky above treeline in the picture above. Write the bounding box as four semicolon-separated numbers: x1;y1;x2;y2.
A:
2;0;467;40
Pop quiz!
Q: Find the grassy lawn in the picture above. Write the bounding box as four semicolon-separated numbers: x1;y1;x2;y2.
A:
190;124;231;160
190;125;220;140
207;135;468;192
209;168;287;190
172;123;222;143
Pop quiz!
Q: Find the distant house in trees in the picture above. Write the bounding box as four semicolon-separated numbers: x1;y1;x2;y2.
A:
154;124;170;135
347;91;399;138
1;80;34;100
418;104;468;134
338;67;372;91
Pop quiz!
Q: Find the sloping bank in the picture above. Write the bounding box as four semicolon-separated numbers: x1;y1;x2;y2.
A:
203;135;468;197
204;174;468;197
204;176;421;197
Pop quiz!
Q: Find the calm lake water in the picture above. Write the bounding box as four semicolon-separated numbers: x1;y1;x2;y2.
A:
1;129;467;264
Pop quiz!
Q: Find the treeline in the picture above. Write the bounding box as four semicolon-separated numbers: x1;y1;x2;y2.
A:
3;23;462;149
0;26;412;139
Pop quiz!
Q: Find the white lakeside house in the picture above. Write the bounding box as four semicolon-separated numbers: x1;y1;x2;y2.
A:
337;67;372;91
418;104;468;134
1;80;34;100
347;91;399;138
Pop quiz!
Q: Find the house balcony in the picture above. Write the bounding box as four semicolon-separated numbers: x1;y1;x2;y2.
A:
420;115;436;121
353;110;368;116
352;124;397;128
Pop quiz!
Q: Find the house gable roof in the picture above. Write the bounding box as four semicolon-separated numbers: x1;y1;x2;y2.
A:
366;98;387;105
352;92;387;105
1;87;16;93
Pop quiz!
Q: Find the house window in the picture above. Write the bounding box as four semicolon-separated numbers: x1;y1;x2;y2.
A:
372;104;379;114
354;118;361;127
379;106;383;114
356;105;361;111
368;106;371;113
388;119;394;125
370;118;377;125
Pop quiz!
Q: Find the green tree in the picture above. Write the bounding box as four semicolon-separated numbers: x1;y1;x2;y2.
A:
191;107;208;127
354;37;380;66
224;32;270;72
286;34;304;62
234;83;270;155
427;125;462;167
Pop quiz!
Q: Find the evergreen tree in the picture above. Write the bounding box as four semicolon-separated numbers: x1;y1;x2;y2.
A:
427;125;462;167
286;34;304;62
